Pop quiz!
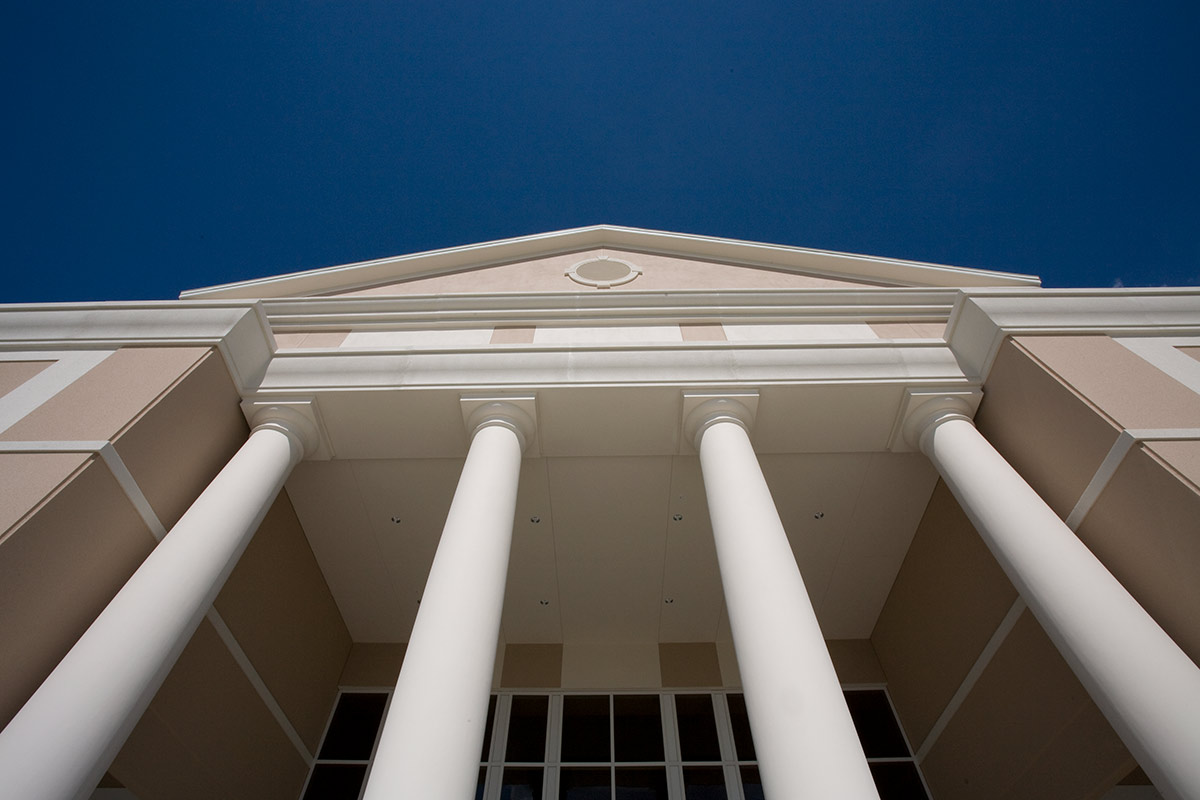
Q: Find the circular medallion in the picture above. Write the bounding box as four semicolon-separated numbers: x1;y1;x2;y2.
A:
566;256;642;288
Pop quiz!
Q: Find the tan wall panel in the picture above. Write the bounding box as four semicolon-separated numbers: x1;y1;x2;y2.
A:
0;360;52;398
0;347;208;443
1076;444;1200;665
112;350;248;530
0;451;90;534
1180;346;1200;363
976;339;1121;517
871;480;1018;746
826;639;887;685
215;492;353;754
339;643;406;687
111;620;309;800
679;324;727;342
490;326;536;344
659;643;722;687
1147;439;1200;487
1017;335;1200;430
868;322;945;339
501;644;564;688
0;457;156;728
561;642;661;689
921;613;1128;800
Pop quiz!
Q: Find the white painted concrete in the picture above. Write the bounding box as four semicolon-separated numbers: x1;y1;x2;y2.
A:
362;408;527;800
532;324;683;344
722;322;878;341
0;416;309;800
918;412;1200;800
342;328;495;348
692;400;880;800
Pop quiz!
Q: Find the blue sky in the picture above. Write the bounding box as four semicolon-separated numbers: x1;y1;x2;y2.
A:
3;2;1197;301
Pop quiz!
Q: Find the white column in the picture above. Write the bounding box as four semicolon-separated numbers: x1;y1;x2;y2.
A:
362;400;531;800
0;406;316;800
687;396;880;800
912;406;1200;800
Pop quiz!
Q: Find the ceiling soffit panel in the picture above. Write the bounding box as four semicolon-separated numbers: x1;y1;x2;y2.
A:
658;456;723;643
180;226;1040;300
503;458;562;643
547;456;673;643
288;451;941;647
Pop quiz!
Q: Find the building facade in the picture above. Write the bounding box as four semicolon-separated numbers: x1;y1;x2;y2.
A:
0;226;1197;799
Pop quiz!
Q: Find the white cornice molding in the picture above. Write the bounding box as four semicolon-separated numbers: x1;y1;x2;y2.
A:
946;288;1200;381
0;302;275;392
254;341;967;394
262;288;960;330
179;225;1040;299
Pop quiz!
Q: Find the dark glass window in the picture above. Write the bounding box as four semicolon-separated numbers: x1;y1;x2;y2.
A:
302;763;368;799
615;766;668;799
613;695;664;762
482;695;498;761
506;695;550;762
725;694;756;761
869;761;929;799
844;690;909;758
682;766;728;799
561;695;611;762
739;765;764;800
317;693;388;760
559;767;611;799
500;766;545;800
477;766;487;800
675;695;722;762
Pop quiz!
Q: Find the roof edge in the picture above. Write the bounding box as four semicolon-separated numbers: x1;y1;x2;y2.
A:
180;225;1041;299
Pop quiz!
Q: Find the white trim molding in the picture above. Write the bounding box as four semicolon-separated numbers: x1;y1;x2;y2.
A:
180;226;1038;300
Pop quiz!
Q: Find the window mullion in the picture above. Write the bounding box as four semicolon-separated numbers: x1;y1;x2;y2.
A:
544;693;563;800
483;694;511;800
712;693;745;800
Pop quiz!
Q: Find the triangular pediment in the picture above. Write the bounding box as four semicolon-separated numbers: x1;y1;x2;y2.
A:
180;225;1039;299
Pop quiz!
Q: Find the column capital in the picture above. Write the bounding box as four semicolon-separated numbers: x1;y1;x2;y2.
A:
241;399;327;461
460;395;538;454
682;391;759;451
889;388;982;454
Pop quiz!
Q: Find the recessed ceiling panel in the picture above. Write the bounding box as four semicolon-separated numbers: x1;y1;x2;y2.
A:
549;457;673;642
758;453;874;624
285;461;409;642
820;452;939;638
503;458;563;643
658;456;724;642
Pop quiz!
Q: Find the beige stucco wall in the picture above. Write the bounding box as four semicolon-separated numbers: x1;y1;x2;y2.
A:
330;248;880;296
873;333;1200;799
0;345;353;797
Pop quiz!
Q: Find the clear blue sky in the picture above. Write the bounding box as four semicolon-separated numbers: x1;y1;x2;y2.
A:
3;2;1197;301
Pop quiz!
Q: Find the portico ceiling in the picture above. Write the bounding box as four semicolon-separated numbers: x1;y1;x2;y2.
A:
281;381;941;647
